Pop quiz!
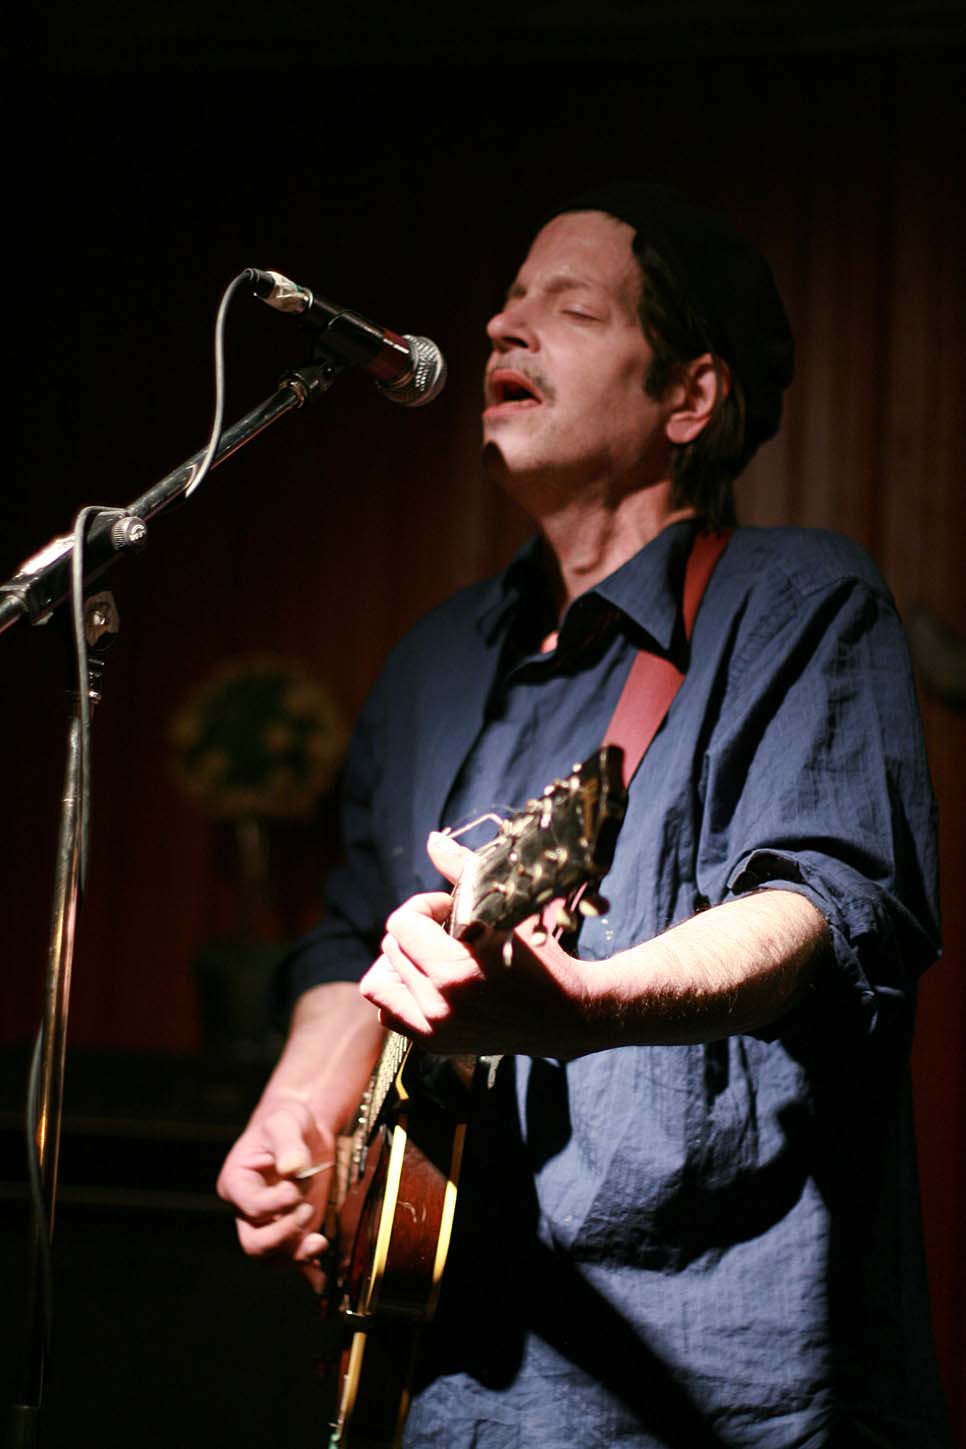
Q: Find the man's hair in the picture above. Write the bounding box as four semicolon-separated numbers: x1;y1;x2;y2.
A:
545;184;794;529
635;240;744;529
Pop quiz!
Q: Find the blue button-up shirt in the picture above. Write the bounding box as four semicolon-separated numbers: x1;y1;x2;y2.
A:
287;521;949;1446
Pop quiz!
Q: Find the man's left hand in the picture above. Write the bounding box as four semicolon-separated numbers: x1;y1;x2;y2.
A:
358;830;593;1057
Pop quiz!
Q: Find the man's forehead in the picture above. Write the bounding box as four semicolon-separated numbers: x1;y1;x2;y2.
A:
508;210;641;297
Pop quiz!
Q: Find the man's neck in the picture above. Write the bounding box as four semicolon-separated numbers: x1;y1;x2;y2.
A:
535;485;698;617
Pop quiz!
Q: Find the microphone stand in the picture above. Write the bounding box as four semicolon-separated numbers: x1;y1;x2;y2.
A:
0;360;341;638
4;357;343;1447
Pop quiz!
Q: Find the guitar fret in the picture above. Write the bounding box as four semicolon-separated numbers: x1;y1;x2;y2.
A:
358;1030;409;1143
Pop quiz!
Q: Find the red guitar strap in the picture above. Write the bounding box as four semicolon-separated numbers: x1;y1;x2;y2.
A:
603;528;732;788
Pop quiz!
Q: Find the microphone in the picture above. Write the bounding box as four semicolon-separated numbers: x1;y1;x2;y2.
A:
246;268;447;407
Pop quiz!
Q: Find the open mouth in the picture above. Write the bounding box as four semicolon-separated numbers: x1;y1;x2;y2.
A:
486;369;544;410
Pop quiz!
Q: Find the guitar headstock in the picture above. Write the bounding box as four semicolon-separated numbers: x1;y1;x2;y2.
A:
448;745;626;938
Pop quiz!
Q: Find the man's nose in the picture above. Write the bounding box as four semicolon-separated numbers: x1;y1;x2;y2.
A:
486;299;537;352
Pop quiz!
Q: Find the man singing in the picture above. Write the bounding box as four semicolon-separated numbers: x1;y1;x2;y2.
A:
218;185;949;1446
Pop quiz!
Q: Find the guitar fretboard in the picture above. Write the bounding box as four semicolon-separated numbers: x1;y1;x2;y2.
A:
357;1029;411;1145
355;887;465;1152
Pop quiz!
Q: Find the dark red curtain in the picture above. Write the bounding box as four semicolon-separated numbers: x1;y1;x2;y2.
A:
4;48;963;1438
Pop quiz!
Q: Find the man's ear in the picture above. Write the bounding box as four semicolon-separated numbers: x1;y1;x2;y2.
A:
665;354;730;446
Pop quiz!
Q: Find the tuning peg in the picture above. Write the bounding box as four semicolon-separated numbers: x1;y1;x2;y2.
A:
578;892;609;918
530;927;549;947
555;908;578;933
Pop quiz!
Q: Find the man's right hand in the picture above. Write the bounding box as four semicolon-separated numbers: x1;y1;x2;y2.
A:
216;980;387;1291
217;1096;336;1291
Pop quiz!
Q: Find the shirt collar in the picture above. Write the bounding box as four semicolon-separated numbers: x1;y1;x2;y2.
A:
474;535;553;645
475;519;697;654
590;517;697;652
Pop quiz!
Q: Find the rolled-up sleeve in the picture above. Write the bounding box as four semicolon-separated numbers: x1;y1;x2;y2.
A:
696;569;940;1034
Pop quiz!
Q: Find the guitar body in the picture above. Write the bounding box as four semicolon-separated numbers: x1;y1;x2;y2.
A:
324;747;627;1449
328;1057;472;1448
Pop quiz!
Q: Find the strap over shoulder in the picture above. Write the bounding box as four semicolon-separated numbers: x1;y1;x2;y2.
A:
604;529;731;787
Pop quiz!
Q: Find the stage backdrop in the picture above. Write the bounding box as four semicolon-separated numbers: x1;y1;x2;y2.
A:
3;37;963;1441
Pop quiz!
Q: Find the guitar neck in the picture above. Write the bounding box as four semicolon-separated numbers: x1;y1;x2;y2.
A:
326;750;627;1449
351;745;627;1151
357;1029;412;1143
357;882;467;1142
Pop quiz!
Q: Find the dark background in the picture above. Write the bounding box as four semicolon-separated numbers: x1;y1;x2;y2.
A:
2;3;964;1444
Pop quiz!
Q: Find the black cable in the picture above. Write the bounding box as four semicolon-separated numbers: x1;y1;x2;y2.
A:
183;270;252;500
69;503;105;895
19;266;250;1393
24;1025;53;1366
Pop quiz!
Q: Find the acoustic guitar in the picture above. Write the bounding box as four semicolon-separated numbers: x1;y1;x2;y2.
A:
324;745;627;1448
